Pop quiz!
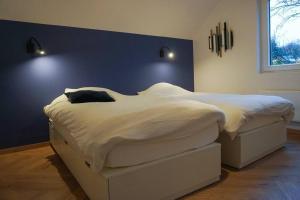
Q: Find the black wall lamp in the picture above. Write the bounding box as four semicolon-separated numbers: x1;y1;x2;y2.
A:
160;47;175;59
26;37;46;56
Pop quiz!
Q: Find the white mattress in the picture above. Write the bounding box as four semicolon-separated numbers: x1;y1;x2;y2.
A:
238;116;283;133
99;116;281;168
106;124;219;168
52;121;218;168
105;116;281;167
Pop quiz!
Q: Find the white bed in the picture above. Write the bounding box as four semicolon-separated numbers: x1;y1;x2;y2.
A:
45;87;225;200
138;83;295;169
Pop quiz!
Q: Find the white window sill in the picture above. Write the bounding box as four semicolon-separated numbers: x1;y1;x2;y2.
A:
262;64;300;73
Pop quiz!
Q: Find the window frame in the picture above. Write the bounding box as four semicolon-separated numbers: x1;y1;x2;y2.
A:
259;0;300;72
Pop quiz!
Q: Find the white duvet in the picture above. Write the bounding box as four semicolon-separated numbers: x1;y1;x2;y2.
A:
139;83;295;139
44;87;225;172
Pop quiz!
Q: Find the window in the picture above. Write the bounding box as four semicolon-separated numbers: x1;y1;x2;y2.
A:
260;0;300;72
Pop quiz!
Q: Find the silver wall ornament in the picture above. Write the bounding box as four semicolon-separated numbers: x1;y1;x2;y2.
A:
208;22;233;57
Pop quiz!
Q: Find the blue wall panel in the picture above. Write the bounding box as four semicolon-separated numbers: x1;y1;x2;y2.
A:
0;20;194;148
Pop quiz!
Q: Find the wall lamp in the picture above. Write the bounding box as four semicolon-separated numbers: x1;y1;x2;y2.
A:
160;47;175;59
26;37;46;56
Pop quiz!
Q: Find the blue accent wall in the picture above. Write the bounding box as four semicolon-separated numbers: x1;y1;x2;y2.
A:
0;20;194;149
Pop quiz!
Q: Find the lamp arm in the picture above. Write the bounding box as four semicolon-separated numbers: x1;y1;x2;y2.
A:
29;37;43;50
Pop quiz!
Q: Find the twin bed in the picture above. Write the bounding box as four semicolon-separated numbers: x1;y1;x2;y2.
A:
138;83;294;169
44;83;294;200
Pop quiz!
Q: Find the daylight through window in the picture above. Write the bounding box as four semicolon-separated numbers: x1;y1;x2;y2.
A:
269;0;300;67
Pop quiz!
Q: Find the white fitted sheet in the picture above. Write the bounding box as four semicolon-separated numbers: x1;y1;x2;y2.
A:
105;124;219;168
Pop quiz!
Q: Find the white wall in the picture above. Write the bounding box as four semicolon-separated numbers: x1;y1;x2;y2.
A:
193;0;300;93
0;0;219;40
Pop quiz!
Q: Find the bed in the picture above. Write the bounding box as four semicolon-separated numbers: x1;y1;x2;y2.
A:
138;83;295;169
44;87;225;200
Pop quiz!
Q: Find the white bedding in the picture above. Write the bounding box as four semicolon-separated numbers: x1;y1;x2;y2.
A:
44;87;225;172
138;83;295;139
106;124;218;167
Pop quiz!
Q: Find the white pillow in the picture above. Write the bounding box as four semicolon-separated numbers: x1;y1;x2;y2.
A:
138;82;191;97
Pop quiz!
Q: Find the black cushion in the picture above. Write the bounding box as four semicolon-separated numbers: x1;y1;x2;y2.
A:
64;90;115;104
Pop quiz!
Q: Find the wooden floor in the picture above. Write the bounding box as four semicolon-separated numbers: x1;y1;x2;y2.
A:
0;131;300;200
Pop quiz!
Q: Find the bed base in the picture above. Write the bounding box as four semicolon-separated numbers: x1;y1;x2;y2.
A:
50;124;221;200
218;121;286;169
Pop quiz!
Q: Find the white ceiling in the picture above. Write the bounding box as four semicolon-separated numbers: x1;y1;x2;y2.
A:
0;0;220;39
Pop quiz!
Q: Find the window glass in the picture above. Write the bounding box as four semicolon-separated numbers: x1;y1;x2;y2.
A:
269;0;300;66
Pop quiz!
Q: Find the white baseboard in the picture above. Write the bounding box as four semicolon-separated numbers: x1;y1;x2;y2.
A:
288;122;300;131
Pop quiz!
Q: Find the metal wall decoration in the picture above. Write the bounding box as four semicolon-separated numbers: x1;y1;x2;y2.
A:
208;22;233;57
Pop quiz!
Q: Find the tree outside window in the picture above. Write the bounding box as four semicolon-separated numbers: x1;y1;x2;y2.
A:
270;0;300;66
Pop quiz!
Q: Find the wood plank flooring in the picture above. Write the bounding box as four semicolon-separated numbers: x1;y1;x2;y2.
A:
0;131;300;200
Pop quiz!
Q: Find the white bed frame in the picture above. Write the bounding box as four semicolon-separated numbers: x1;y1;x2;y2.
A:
49;123;221;200
218;121;287;169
